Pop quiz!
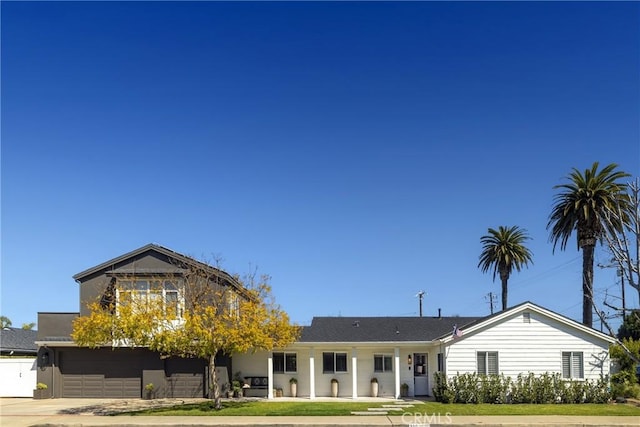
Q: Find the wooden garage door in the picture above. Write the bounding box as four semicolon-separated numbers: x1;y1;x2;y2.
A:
165;357;205;398
60;349;141;398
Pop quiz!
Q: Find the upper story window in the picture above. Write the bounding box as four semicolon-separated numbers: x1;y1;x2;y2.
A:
116;279;184;318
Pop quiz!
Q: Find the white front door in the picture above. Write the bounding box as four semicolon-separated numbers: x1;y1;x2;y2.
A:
413;353;429;396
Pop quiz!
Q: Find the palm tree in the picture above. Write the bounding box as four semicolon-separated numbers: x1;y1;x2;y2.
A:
479;226;534;311
547;162;630;328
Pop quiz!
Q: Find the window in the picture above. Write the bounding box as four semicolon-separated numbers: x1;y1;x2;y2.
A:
374;354;393;372
477;351;498;375
562;352;583;379
437;353;444;372
523;312;531;323
116;279;183;317
323;352;348;373
273;352;297;373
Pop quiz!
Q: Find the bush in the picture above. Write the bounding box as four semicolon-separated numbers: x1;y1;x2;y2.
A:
36;382;48;390
432;372;454;403
433;372;610;404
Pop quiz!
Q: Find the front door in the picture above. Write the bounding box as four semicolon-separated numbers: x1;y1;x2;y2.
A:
413;353;428;396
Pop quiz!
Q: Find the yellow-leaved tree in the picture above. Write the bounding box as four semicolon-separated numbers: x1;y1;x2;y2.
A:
72;261;300;409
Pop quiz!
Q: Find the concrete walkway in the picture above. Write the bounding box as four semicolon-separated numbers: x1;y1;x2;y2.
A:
1;397;638;427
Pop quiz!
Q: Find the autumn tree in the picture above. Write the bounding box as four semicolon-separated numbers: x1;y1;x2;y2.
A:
72;260;299;409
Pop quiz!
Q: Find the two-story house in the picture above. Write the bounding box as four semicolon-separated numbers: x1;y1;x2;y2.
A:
36;244;246;399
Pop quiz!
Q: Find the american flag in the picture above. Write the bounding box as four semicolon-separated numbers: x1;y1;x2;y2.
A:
452;324;463;338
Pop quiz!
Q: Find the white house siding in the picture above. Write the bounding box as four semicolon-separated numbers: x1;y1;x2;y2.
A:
444;311;610;381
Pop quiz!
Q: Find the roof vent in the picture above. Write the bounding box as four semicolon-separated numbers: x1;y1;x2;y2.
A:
352;321;360;327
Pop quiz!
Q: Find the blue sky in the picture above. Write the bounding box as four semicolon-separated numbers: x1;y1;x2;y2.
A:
2;2;639;331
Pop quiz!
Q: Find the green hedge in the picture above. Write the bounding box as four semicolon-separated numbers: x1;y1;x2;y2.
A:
432;372;610;404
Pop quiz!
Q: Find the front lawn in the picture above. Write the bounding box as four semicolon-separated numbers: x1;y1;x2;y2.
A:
124;400;640;416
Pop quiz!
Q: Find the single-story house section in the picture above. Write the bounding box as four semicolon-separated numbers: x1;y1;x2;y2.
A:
232;302;616;399
0;327;38;397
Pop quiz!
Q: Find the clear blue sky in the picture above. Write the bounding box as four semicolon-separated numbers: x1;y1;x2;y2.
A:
2;2;639;331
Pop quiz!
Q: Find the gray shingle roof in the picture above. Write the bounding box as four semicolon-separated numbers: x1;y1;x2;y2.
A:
0;327;37;354
299;316;481;343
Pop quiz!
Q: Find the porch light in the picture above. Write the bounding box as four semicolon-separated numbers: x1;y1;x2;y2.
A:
408;355;412;365
40;351;49;368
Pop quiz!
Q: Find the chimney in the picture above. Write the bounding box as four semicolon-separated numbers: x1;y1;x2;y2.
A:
438;308;441;319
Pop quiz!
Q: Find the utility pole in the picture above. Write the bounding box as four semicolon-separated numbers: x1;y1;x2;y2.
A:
416;291;425;317
485;292;497;315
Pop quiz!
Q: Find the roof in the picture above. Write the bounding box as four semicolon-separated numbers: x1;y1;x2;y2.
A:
437;301;617;344
72;243;248;297
0;327;37;354
299;316;481;343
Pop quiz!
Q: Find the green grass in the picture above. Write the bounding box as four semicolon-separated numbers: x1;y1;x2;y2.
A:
124;400;640;416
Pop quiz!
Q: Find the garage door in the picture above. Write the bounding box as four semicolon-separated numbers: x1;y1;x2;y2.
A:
165;357;205;398
59;349;141;398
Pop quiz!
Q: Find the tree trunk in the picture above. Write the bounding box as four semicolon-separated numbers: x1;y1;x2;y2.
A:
208;354;221;410
499;269;509;311
582;244;595;328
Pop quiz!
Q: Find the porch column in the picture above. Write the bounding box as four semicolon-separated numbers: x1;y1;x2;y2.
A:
394;347;400;399
267;353;274;399
309;348;316;399
351;348;358;399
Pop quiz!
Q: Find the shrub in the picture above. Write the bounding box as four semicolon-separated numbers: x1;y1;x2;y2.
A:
438;372;610;404
36;382;48;390
432;372;455;403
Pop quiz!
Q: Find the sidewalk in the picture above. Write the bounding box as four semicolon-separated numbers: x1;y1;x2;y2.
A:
1;398;637;427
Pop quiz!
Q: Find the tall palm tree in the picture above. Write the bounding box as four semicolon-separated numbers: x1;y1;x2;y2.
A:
547;162;630;328
479;226;534;311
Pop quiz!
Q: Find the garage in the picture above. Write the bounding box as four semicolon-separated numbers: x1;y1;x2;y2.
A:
164;357;206;398
59;348;142;398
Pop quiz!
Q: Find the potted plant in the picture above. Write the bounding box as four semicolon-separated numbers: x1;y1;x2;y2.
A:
232;380;243;398
33;382;48;399
331;378;339;397
370;377;379;398
289;377;298;398
400;382;409;398
144;383;154;400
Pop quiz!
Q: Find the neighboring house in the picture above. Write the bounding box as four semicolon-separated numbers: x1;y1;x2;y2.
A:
232;302;615;399
1;327;37;356
0;327;38;397
36;244;245;399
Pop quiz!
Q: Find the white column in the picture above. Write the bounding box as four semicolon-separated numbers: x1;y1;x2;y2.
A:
267;353;274;399
351;348;358;399
309;348;316;399
394;347;400;399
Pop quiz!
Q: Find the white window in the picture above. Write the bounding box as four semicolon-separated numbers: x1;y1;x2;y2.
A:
117;279;184;317
477;351;498;375
562;352;583;379
373;354;393;372
273;352;297;373
323;352;348;373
